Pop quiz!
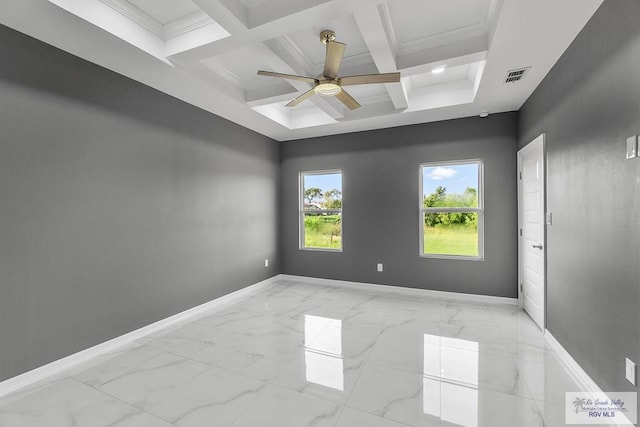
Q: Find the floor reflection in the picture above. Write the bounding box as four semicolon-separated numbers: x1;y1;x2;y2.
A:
423;334;479;427
304;314;344;391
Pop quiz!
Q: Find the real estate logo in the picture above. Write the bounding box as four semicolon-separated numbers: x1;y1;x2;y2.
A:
566;392;637;425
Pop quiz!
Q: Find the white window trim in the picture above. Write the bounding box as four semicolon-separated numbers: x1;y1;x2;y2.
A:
299;169;343;252
419;159;484;261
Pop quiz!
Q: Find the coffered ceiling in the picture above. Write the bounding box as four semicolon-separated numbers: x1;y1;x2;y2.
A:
1;0;603;141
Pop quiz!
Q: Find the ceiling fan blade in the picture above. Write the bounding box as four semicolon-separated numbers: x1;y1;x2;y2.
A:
257;70;316;84
286;88;316;107
339;72;401;86
323;41;346;79
335;89;361;110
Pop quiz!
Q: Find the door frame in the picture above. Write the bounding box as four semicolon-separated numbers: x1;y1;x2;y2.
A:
517;133;547;329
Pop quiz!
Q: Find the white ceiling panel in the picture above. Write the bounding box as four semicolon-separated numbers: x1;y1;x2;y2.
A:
284;15;370;72
387;0;491;46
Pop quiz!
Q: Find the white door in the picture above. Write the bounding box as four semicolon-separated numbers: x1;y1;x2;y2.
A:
518;134;546;329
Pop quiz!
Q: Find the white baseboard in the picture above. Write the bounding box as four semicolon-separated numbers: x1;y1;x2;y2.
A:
0;275;280;398
545;330;634;426
280;274;518;306
545;330;602;393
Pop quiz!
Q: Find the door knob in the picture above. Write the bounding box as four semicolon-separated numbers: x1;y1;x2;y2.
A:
532;243;543;250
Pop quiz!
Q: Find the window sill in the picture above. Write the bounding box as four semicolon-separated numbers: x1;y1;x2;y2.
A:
300;247;343;253
420;254;484;261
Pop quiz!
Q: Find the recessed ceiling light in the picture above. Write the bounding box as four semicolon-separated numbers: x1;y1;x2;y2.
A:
432;67;446;74
479;111;489;118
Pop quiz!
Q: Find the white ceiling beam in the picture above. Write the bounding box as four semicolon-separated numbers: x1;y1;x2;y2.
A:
353;5;397;73
49;0;168;63
164;20;230;59
353;5;408;110
384;81;408;110
246;0;332;29
191;0;248;34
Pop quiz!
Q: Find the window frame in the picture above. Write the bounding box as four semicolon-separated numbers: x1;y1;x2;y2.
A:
299;169;343;252
419;159;484;261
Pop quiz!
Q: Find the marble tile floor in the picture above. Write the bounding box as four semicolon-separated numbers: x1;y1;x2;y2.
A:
0;277;603;426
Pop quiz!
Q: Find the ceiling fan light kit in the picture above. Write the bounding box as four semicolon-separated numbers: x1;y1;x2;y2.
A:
314;81;341;96
257;30;400;110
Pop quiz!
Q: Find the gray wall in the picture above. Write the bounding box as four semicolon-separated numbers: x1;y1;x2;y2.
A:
281;113;518;297
519;0;639;396
0;25;280;382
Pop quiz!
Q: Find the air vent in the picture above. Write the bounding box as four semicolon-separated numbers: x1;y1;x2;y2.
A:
504;67;530;84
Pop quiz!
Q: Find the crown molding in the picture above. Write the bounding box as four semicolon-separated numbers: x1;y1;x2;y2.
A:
270;35;316;76
99;0;216;41
202;59;244;88
99;0;163;39
164;10;215;40
398;24;488;57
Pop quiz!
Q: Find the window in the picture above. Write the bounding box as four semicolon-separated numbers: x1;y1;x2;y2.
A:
420;160;483;259
300;170;342;250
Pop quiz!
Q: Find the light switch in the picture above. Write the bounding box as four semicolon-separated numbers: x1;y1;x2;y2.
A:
626;358;636;386
626;136;638;159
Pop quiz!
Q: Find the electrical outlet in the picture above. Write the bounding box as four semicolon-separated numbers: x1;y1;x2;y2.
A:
625;358;636;385
264;259;269;268
377;263;383;272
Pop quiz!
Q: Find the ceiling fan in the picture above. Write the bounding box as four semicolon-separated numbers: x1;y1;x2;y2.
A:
257;30;400;110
